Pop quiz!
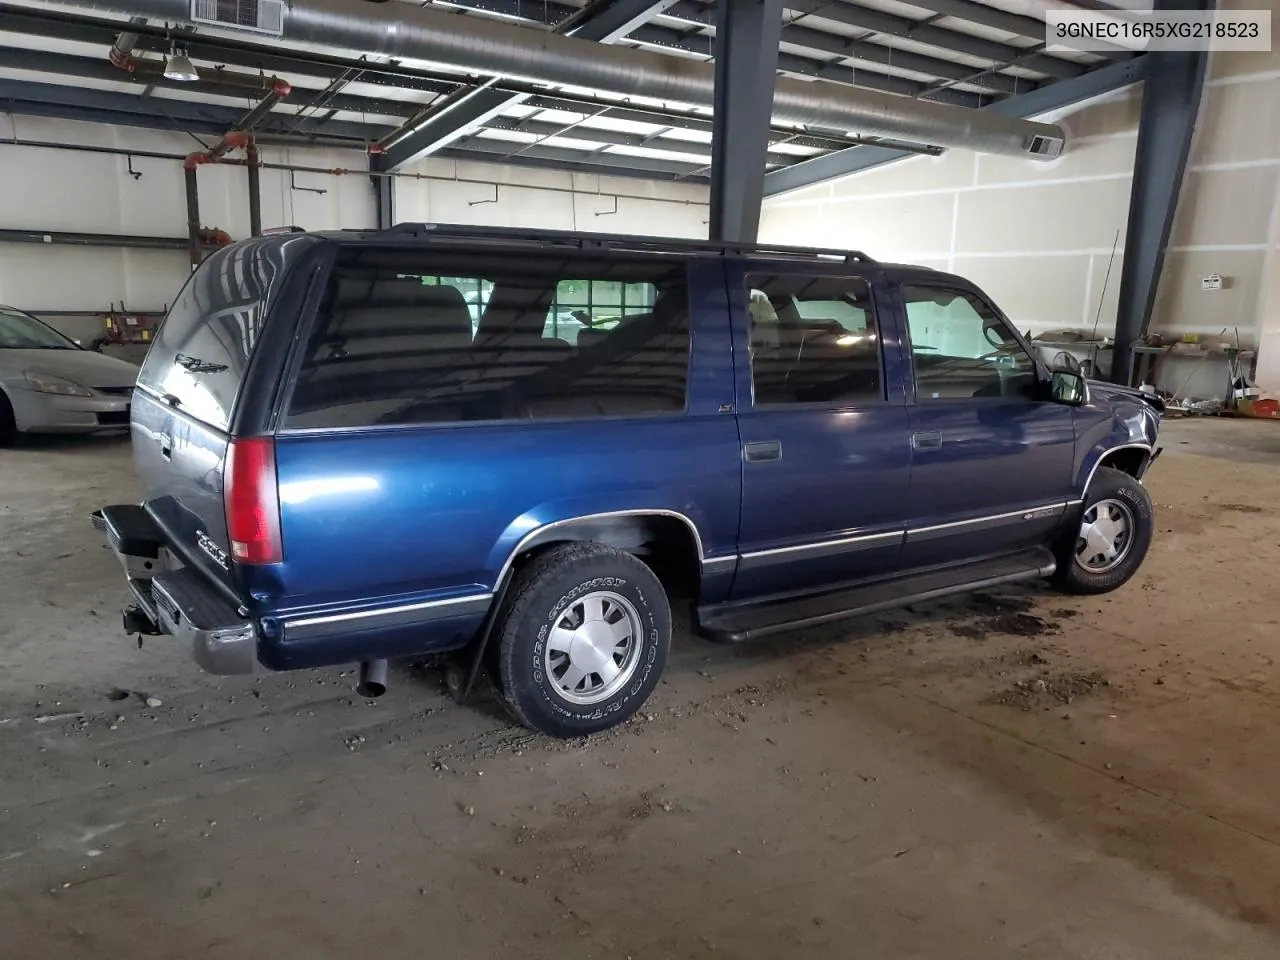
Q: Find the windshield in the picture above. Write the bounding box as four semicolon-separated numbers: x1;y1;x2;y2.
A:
0;307;79;350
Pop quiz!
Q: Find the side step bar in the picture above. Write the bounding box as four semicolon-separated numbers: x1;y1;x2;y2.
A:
698;548;1057;644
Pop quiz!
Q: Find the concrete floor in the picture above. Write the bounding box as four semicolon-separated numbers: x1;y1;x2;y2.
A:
2;417;1280;959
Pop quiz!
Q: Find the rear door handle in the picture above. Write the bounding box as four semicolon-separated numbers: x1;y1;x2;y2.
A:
911;431;942;451
158;431;172;461
743;440;782;463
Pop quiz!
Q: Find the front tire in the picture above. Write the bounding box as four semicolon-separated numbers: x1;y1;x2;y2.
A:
495;542;671;738
1053;466;1154;595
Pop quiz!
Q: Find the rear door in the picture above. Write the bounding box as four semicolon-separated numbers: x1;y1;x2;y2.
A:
132;238;310;591
729;263;912;600
898;282;1076;568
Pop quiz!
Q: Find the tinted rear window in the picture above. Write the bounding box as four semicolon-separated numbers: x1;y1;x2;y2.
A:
138;240;294;431
282;248;691;429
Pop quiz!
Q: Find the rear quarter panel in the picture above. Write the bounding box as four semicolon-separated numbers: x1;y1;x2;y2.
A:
271;418;742;615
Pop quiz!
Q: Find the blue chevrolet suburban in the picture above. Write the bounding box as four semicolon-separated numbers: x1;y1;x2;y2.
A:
95;224;1162;737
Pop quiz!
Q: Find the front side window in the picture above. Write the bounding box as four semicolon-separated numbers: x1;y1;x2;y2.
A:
746;273;882;406
903;286;1039;400
284;250;690;429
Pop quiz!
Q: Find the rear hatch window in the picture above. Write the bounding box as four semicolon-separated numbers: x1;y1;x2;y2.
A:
138;240;293;431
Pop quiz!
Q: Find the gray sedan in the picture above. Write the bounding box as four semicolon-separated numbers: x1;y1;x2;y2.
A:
0;305;140;445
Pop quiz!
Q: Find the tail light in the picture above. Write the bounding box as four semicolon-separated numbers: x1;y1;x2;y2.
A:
224;437;283;564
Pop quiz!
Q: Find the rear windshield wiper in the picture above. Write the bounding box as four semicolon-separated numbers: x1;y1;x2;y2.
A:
175;353;229;374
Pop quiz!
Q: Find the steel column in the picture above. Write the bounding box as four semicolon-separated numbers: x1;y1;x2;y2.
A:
372;157;394;230
708;0;782;243
184;165;201;269
247;143;263;237
1111;0;1212;383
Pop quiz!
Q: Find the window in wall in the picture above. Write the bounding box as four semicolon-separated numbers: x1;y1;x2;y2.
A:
745;273;883;406
902;285;1039;400
284;251;691;429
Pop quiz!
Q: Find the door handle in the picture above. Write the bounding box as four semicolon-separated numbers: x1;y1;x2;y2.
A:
743;440;782;463
911;431;942;451
158;431;172;462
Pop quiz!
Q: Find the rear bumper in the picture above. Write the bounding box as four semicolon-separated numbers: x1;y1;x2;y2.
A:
94;504;258;675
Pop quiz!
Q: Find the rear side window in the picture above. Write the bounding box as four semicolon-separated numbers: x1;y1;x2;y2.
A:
746;272;883;406
138;240;292;431
283;249;691;429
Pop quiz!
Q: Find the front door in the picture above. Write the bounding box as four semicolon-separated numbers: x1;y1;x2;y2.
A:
730;266;912;600
898;282;1076;568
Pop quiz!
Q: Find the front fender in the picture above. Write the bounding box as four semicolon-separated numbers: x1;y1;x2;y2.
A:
1073;384;1161;496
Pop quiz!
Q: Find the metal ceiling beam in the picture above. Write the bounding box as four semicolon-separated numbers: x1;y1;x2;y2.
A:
661;0;1028;94
379;0;681;170
382;0;991;105
708;0;782;243
444;137;714;180
448;0;1031;98
0;19;865;152
518;97;858;151
0;43;860;161
0;2;993;128
762;56;1147;196
0;78;389;142
912;0;1138;58
0;47;422;121
901;0;1058;43
0;3;462;97
0;76;713;181
486;116;818;163
1111;0;1211;383
774;0;1092;79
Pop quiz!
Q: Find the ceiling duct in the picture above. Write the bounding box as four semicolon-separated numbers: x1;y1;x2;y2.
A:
57;0;1067;159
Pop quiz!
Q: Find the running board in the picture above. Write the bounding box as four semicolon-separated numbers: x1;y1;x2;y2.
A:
698;548;1057;644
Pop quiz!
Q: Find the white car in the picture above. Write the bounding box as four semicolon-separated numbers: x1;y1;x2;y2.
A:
0;305;140;445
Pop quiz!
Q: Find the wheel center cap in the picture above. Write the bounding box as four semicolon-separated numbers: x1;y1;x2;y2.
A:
570;622;615;675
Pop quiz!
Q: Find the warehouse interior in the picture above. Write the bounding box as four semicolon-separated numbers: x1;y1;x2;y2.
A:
4;0;1280;956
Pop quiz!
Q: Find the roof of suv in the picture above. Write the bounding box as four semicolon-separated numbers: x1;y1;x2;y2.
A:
259;223;970;286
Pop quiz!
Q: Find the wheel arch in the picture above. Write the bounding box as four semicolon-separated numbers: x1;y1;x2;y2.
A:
1080;442;1153;494
498;510;704;600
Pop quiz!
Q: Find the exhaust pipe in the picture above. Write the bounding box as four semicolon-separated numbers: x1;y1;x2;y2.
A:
356;659;388;699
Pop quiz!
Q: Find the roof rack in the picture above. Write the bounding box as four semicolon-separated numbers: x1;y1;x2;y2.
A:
376;222;875;265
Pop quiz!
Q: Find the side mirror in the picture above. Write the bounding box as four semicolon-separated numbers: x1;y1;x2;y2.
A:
1050;368;1089;406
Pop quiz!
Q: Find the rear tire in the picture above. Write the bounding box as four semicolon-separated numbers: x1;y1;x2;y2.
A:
0;392;16;447
1053;466;1154;595
495;542;670;738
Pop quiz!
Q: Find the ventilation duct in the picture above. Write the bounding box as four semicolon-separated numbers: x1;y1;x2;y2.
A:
59;0;1067;159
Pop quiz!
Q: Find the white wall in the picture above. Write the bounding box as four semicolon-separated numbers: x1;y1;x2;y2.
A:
393;156;709;238
761;26;1280;399
0;115;710;328
760;92;1140;339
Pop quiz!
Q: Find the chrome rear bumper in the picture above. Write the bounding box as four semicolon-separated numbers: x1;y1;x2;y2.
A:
95;504;258;675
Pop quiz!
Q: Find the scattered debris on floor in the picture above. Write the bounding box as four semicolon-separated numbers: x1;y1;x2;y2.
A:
987;671;1111;710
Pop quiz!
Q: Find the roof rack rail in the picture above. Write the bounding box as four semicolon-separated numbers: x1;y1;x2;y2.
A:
377;222;875;265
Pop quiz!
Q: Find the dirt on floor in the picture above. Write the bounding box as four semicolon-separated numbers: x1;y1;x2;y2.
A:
2;419;1280;959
